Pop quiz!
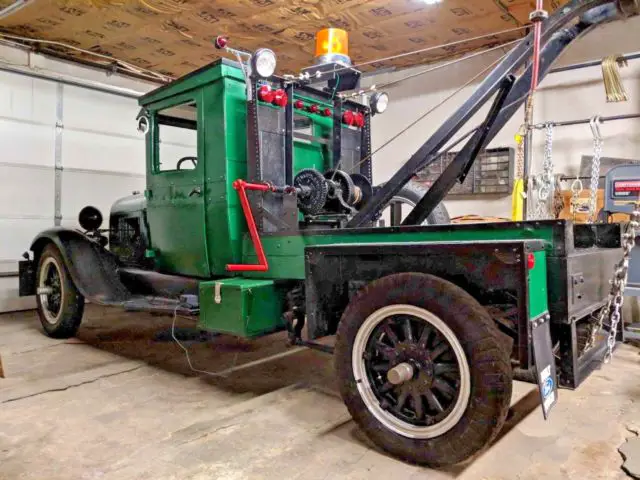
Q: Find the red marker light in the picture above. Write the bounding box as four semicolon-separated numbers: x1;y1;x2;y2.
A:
323;108;332;117
354;112;365;128
272;89;288;107
294;100;304;109
342;110;355;126
308;104;319;114
214;36;228;49
258;85;274;103
527;252;535;270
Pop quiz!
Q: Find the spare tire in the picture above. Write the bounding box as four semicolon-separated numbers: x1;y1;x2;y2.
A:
378;180;450;226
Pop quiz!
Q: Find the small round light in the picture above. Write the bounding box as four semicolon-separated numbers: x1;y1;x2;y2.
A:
294;100;304;109
354;112;365;128
370;91;389;115
323;108;332;117
214;36;228;50
251;48;277;78
258;85;274;103
272;89;288;107
308;104;319;114
137;115;150;134
342;110;355;126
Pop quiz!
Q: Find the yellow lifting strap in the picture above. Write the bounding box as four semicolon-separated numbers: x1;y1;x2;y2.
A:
511;124;527;221
511;178;525;221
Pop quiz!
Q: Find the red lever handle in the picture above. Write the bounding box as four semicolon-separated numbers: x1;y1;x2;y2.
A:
226;179;270;272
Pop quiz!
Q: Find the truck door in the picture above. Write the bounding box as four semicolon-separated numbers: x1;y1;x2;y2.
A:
145;94;210;277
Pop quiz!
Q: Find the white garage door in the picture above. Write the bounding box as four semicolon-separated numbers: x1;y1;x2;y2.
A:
0;69;147;312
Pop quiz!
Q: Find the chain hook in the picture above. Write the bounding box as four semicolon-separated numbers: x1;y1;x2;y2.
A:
589;115;602;142
571;178;583;194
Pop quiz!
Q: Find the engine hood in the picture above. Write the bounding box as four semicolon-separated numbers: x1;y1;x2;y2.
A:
110;193;146;217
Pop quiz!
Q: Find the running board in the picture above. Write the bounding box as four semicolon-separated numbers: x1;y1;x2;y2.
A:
123;296;198;316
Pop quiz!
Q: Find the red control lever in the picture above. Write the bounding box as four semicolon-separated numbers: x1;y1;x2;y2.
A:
226;179;270;272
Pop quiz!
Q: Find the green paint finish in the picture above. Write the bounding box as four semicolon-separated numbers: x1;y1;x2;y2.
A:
293;141;327;172
198;278;285;337
141;60;251;276
140;61;244;106
145;88;209;277
139;59;345;276
241;225;557;280
527;250;549;318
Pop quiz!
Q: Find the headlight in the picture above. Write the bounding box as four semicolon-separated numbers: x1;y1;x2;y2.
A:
252;48;277;78
137;115;150;134
370;91;389;115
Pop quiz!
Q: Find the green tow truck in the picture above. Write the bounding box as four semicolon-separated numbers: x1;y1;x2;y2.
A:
17;0;639;466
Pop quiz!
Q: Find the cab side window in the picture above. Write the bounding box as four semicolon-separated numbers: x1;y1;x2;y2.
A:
155;101;198;172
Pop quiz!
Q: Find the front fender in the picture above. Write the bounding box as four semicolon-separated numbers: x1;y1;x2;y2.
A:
29;228;132;305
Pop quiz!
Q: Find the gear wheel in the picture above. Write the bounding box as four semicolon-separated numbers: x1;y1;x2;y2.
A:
294;169;328;215
324;170;356;205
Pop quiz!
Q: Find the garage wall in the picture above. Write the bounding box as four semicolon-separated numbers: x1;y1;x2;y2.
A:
0;44;157;312
369;16;640;219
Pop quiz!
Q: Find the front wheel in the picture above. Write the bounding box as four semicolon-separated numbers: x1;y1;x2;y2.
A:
335;273;512;466
36;245;84;338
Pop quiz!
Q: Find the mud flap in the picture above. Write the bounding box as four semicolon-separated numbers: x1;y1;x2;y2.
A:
532;312;558;419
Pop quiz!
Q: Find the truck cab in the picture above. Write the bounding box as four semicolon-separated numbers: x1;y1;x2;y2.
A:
108;51;390;279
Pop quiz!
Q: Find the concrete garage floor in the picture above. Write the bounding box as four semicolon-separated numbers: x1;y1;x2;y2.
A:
0;305;639;480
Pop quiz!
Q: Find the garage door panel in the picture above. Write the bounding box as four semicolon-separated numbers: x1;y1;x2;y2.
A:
61;128;146;174
0;119;56;167
0;165;54;218
61;170;145;226
64;85;140;137
0;71;57;124
0;218;53;261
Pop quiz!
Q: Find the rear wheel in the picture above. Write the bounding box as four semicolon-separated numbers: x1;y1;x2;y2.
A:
335;273;512;466
36;245;84;338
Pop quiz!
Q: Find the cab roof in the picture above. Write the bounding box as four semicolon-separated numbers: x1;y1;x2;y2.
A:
139;58;244;107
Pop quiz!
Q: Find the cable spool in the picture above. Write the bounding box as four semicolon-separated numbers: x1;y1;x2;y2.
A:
350;173;373;207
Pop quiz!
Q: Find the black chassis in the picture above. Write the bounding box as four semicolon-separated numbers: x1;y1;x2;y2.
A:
303;220;624;389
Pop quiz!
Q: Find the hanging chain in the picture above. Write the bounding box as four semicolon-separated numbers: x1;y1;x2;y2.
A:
582;203;640;362
515;124;526;179
533;122;554;219
588;116;603;222
570;179;583;221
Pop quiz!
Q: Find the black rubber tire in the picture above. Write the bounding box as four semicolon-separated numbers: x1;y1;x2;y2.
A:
380;180;450;225
36;244;84;338
335;273;512;467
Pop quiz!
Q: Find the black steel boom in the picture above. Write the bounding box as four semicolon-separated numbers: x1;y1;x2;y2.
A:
347;0;628;228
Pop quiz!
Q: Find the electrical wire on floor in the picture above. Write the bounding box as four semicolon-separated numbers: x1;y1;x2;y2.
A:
171;304;237;378
171;304;309;378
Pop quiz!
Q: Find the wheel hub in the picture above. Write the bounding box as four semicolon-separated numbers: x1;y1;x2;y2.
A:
387;362;414;385
38;257;63;324
354;305;471;438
